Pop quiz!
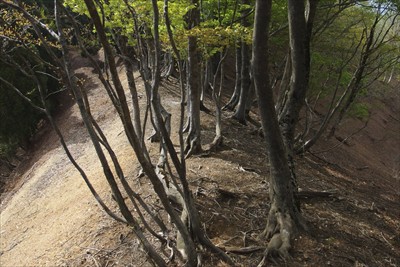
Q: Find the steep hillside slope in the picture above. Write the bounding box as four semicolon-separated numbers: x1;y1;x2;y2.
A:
0;53;399;266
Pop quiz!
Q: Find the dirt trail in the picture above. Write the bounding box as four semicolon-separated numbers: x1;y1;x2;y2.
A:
0;53;143;266
1;51;399;266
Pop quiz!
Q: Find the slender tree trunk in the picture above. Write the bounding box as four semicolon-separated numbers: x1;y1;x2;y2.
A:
233;0;252;124
279;0;310;150
277;0;313;206
208;50;227;151
54;3;167;265
233;41;251;124
252;0;300;263
304;0;318;86
276;50;291;115
279;0;318;136
84;1;201;265
117;36;143;141
184;0;202;157
223;44;242;110
386;65;395;83
329;11;378;137
200;59;212;113
161;52;175;78
163;2;233;264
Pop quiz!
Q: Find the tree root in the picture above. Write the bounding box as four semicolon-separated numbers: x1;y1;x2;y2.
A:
205;135;223;154
200;101;211;114
231;114;247;125
224;246;264;255
184;135;202;158
257;232;292;267
257;207;298;266
297;190;336;200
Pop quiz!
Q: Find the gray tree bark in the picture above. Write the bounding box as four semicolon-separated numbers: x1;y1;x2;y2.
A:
223;45;241;110
84;1;201;265
252;0;301;263
184;0;202;157
276;0;317;205
279;0;309;150
232;0;252;124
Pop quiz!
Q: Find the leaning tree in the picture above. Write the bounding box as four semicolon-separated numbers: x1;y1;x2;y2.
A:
1;0;235;266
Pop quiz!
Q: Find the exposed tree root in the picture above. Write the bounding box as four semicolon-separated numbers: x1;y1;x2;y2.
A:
224;246;264;255
231;114;247;125
297;190;336;200
200;101;211;114
223;95;239;111
206;135;223;153
184;134;202;158
257;206;299;266
155;165;234;266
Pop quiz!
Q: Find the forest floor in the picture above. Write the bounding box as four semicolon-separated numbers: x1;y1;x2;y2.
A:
0;51;399;267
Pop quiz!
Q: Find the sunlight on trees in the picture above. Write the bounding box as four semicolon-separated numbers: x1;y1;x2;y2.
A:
0;0;398;265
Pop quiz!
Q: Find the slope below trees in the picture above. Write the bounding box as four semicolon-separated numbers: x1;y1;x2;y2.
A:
0;51;399;266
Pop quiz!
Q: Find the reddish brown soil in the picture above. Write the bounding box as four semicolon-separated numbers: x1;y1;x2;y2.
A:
0;52;399;267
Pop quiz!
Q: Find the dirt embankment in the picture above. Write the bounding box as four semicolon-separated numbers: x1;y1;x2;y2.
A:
0;52;399;266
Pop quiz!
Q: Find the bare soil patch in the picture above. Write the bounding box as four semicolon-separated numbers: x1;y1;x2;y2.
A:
1;52;399;266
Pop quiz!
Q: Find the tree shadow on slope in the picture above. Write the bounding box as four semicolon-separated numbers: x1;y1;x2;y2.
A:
188;95;400;266
295;154;400;266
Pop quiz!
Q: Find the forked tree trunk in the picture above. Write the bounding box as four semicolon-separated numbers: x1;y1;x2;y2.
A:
163;2;233;264
252;0;301;263
279;0;318;142
208;51;227;152
279;0;308;150
276;0;314;206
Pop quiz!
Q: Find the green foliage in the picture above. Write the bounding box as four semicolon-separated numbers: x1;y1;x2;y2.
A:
0;1;62;157
270;0;288;32
308;3;398;97
64;0;254;59
0;60;43;154
348;102;370;120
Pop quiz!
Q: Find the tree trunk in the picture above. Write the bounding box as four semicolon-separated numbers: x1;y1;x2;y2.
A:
304;0;318;86
184;0;202;157
233;40;251;124
279;0;318;138
208;50;227;152
329;10;378;137
279;0;309;150
116;36;143;141
252;0;300;263
233;0;252;124
56;3;173;265
276;50;291;116
200;59;212;113
277;0;312;205
223;44;242;110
